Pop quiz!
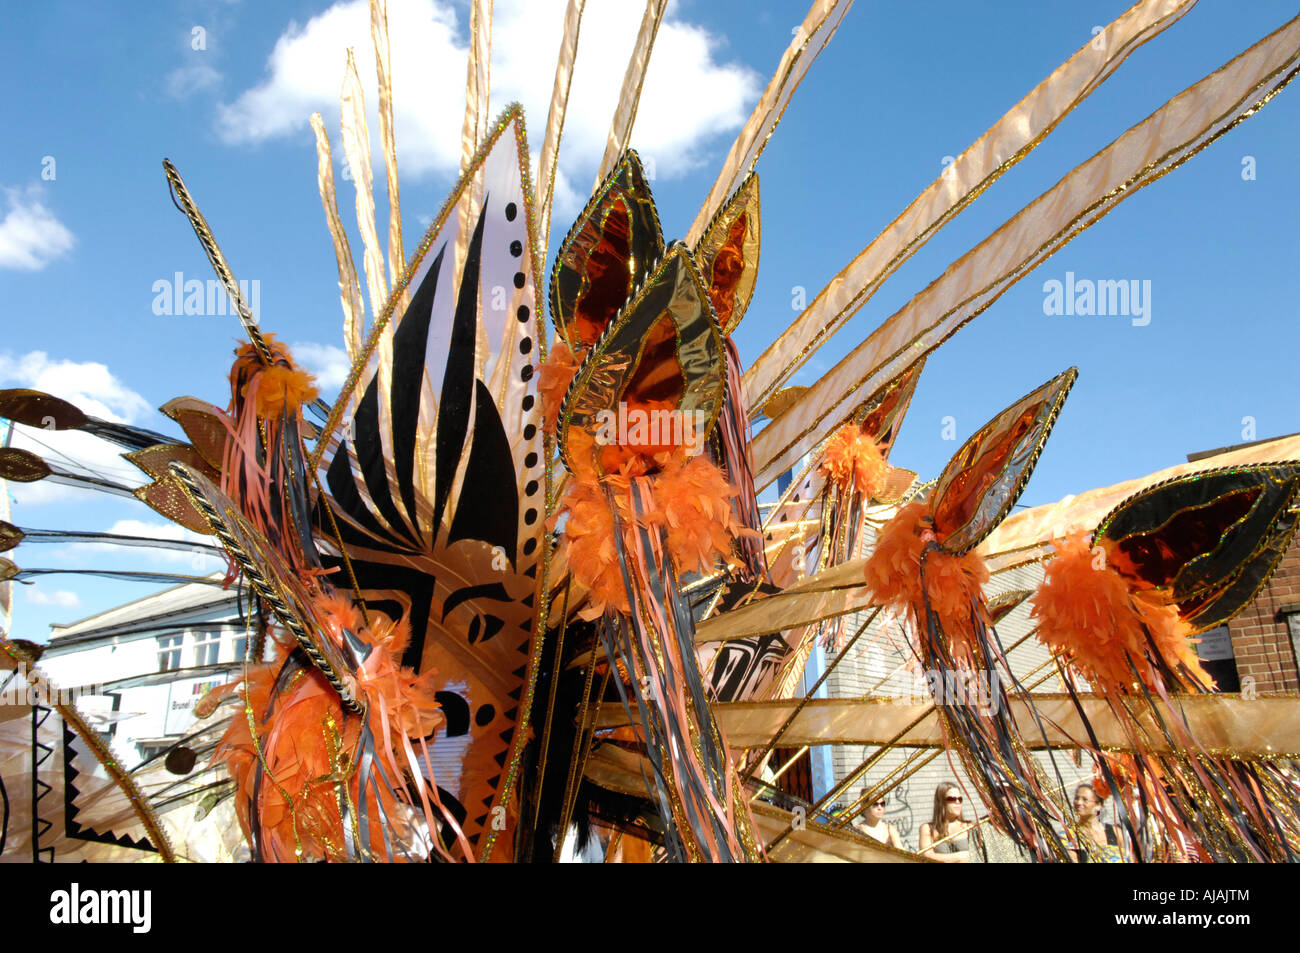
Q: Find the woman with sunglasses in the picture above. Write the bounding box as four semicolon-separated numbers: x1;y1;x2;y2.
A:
854;792;904;850
919;782;973;862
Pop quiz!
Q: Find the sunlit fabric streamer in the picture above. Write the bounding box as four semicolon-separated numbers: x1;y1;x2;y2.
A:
593;0;667;187
685;0;852;247
536;0;585;252
740;0;1195;413
370;0;406;311
340;50;390;326
455;0;493;282
310;114;367;363
750;13;1300;489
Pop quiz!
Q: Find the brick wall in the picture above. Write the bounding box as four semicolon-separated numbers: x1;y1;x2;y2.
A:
1227;530;1300;692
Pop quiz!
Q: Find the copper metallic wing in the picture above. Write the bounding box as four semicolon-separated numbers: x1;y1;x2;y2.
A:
930;367;1077;555
854;360;923;459
693;173;760;336
1095;462;1300;632
549;150;664;351
557;243;726;474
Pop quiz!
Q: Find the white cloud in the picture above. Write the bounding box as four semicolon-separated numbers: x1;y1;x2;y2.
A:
165;61;222;99
0;351;152;424
26;587;81;609
217;0;759;190
0;186;75;271
0;351;154;506
291;340;350;392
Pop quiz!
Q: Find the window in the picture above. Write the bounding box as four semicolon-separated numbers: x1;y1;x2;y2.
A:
158;635;183;673
194;630;221;667
233;633;248;662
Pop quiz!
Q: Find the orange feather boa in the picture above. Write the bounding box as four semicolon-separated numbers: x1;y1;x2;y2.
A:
558;442;756;619
539;340;581;437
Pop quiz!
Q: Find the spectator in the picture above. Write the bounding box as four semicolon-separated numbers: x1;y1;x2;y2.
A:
919;782;973;862
1067;782;1133;863
854;793;904;849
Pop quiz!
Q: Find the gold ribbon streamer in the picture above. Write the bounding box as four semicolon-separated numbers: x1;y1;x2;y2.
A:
593;0;667;188
455;0;493;284
310;114;367;362
341;48;390;323
595;694;1300;757
741;0;1197;417
536;0;585;251
751;13;1300;490
370;0;408;316
582;745;919;862
684;0;851;247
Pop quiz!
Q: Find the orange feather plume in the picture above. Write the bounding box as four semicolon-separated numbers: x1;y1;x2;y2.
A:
558;441;754;618
539;340;581;437
214;644;352;861
652;453;755;575
820;424;890;499
559;475;635;618
863;502;990;659
229;333;319;420
214;593;448;861
1031;533;1213;693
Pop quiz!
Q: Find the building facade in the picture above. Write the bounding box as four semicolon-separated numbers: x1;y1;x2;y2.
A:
36;576;253;768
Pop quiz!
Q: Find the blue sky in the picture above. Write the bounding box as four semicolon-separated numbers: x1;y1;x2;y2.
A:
2;0;1298;640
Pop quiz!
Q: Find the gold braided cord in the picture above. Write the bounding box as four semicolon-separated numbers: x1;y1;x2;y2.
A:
162;159;271;365
166;462;364;714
